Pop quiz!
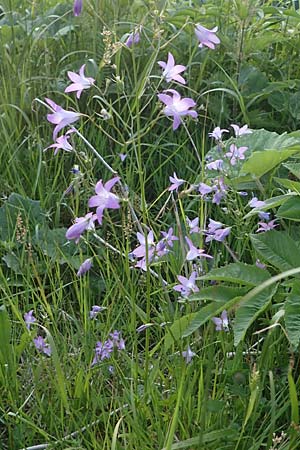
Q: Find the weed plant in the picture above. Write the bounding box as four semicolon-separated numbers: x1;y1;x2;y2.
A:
1;1;300;449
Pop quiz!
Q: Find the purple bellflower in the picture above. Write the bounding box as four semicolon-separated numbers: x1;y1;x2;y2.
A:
156;227;178;256
185;237;212;261
73;0;83;16
65;64;95;99
256;219;278;233
182;345;196;364
212;310;229;331
225;144;248;166
205;219;231;243
249;197;266;208
132;230;156;270
44;130;74;155
195;24;220;49
125;31;140;47
168;172;185;191
256;259;266;269
198;182;213;197
206;159;224;171
231;124;252;137
88;177;120;225
24;310;36;330
34;336;51;356
208;126;229;141
66;212;97;243
92;331;125;366
174;271;199;297
77;258;92;276
46;98;81;141
158;52;186;84
158;89;197;130
186;217;200;234
90;305;105;319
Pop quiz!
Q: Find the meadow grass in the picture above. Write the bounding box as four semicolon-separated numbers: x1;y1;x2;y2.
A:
1;1;300;449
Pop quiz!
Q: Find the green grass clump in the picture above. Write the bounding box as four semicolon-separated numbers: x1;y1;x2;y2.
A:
1;1;300;449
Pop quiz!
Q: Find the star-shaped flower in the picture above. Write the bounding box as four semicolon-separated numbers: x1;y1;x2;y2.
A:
88;177;120;225
195;24;220;49
158;89;197;130
158;52;186;84
65;64;95;99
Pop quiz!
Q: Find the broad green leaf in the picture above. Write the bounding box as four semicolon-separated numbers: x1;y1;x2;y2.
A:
251;231;300;271
283;162;300;179
277;196;300;221
240;146;300;179
244;193;297;219
233;284;277;346
189;285;248;302
285;280;300;349
274;177;300;192
164;313;197;351
0;193;46;242
199;262;270;286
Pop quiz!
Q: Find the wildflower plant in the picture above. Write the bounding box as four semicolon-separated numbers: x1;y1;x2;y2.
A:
4;3;300;448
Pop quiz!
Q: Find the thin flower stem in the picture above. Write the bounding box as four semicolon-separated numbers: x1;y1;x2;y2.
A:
182;122;202;165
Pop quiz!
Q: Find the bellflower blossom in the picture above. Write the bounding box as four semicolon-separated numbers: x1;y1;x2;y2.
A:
73;0;83;16
195;24;220;49
185;237;212;261
92;331;125;366
186;217;200;234
212;310;229;331
44;130;74;155
157;227;178;256
198;182;213;197
225;144;248;166
256;219;278;233
208;126;229;141
206;159;224;171
158;52;186;84
231;124;252;137
205;219;231;243
125;31;140;47
24;310;36;330
46;98;81;140
66;212;97;243
77;258;92;276
34;336;52;356
249;197;266;208
174;271;199;297
90;305;105;319
158;89;197;130
65;64;95;99
182;345;196;364
168;172;185;191
88;177;120;225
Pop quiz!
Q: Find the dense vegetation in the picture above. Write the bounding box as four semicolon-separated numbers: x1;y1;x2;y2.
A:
2;1;300;449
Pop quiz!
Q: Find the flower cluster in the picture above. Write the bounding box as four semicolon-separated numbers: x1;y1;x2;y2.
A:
131;228;178;271
24;310;52;356
92;330;125;366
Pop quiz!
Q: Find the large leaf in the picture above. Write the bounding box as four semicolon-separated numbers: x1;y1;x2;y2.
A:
233;284;277;346
0;193;46;242
206;129;300;183
164;312;197;351
240;145;300;179
199;262;270;286
251;231;300;271
277;196;300;221
285;279;300;349
274;177;300;192
283;162;300;179
189;285;248;302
